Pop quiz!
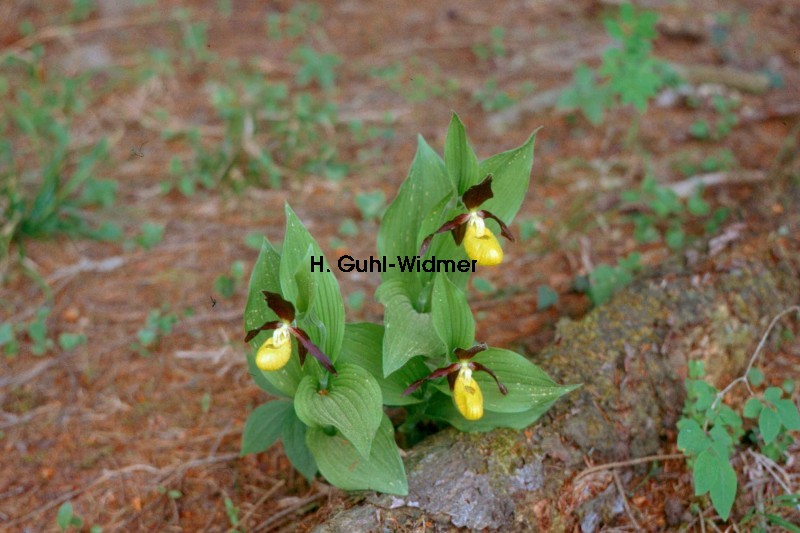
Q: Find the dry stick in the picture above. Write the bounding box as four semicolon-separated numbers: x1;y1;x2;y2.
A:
6;453;238;527
574;453;685;482
746;450;794;495
253;491;328;532
0;8;269;60
704;305;800;432
2;464;160;528
612;470;643;532
238;481;286;529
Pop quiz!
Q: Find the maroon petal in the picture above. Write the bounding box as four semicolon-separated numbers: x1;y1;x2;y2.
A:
461;175;494;210
454;343;488;360
290;326;337;375
244;320;282;343
452;222;467;246
262;291;296;322
296;339;307;367
478;210;515;242
402;363;461;396
471;362;509;395
418;213;471;257
402;376;428;397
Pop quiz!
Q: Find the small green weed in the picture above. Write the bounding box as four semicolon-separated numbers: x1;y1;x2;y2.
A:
621;173;726;250
674;148;738;178
689;95;739;141
587;252;641;306
132;308;179;356
224;497;242;532
214;260;246;299
472;78;515;112
677;307;800;522
354;191;386;221
370;59;458;103
472;26;507;62
1;49;119;260
56;502;83;531
557;3;678;125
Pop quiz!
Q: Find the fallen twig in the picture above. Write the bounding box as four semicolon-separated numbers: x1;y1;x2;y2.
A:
574;453;685;482
613;470;643;532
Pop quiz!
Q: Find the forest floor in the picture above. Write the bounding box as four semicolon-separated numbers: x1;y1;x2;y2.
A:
1;0;799;531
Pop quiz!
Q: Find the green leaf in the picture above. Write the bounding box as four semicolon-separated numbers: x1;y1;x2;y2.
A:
244;238;303;397
693;446;736;520
241;400;293;455
677;419;711;456
0;323;14;346
377;135;452;288
478;131;536;226
536;285;558;311
294;364;383;458
687;189;710;216
354;191;386;220
444;112;480;194
282;410;317;481
431;273;475;352
556;64;607;125
467;348;578;413
742;398;762;419
472;276;495;294
775;398;800;431
759;405;782;445
57;333;86;351
665;227;685;250
763;515;800;533
281;204;345;361
338;323;429;406
136;222;164;250
747;367;765;387
764;386;783;404
57;502;74;531
306;414;408;495
376;281;446;377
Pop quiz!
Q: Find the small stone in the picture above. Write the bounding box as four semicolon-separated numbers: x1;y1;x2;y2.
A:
664;496;684;527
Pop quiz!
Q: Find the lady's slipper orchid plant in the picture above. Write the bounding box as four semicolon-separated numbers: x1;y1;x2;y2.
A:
418;176;515;266
244;291;337;375
402;344;508;420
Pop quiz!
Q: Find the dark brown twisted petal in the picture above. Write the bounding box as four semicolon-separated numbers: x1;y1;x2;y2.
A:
262;291;296;322
454;343;488;360
452;222;467;246
290;326;337;376
244;320;282;343
402;363;460;396
418;213;471;257
461;175;494;210
477;210;515;242
470;362;509;395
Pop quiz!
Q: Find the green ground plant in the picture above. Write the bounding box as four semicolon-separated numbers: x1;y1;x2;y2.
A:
621;173;728;250
131;308;180;357
688;95;739;141
0;49;119;261
557;2;677;126
240;113;577;494
677;307;800;522
214;260;246;299
472;26;507;62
